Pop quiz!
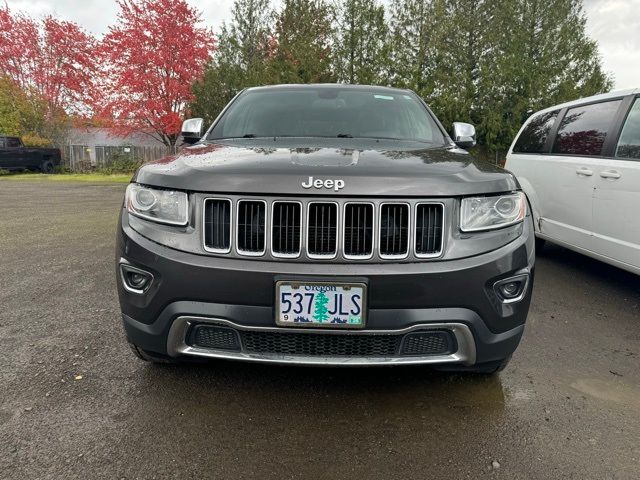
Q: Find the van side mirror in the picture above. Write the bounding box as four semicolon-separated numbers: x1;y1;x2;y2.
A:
181;118;204;145
452;122;476;149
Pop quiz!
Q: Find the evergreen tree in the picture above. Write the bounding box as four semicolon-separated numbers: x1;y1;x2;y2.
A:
332;0;388;84
313;291;330;322
268;0;335;83
191;0;272;123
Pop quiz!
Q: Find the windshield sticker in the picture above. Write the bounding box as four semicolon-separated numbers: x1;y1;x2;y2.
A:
374;94;395;100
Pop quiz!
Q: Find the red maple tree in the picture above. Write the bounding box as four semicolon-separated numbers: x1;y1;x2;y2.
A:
0;6;97;116
97;0;215;146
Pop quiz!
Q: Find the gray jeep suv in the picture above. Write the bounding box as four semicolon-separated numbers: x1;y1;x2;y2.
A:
116;84;534;373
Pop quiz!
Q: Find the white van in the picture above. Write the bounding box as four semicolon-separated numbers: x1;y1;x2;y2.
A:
505;89;640;275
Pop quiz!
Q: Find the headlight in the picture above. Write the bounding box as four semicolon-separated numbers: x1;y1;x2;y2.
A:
460;192;526;232
125;183;188;226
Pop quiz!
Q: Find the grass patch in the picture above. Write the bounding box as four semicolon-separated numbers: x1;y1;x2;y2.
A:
0;172;132;183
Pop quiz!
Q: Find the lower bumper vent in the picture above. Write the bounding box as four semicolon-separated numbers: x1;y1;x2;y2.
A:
188;325;456;357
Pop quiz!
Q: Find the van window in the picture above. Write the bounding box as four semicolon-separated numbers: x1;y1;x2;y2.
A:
513;111;558;153
616;98;640;159
552;100;621;156
6;137;22;148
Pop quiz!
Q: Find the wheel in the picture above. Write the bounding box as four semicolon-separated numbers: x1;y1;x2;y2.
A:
128;343;177;364
535;237;546;253
40;159;55;174
433;355;512;375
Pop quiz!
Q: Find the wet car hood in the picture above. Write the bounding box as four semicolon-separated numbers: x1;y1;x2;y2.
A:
133;139;518;197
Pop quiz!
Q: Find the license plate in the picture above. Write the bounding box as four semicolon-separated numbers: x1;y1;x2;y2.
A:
275;281;366;328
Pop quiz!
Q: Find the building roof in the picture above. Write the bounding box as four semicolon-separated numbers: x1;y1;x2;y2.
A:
67;127;166;147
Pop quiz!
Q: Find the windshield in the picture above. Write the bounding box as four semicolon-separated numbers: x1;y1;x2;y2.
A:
207;87;446;145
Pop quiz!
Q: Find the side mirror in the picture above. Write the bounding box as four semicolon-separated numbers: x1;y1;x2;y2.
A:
452;122;476;149
181;118;204;145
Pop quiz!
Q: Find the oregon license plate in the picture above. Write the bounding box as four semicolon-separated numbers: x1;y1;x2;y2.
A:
275;281;366;328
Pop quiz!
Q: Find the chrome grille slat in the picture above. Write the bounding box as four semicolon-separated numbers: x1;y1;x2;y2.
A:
272;201;302;257
344;203;374;259
203;198;444;260
237;200;266;255
307;202;338;258
380;203;409;258
203;198;232;253
415;203;444;257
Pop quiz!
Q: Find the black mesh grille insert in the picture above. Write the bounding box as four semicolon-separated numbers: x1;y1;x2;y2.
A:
237;200;266;253
241;331;401;357
272;202;301;255
189;325;458;358
380;203;409;256
343;203;374;257
307;203;337;256
204;199;231;251
401;331;456;356
415;203;444;256
191;325;240;351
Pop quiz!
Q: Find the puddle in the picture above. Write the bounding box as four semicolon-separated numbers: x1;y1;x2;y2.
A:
570;378;640;411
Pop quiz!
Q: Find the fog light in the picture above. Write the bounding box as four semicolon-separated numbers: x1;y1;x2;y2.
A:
120;264;153;294
494;274;529;303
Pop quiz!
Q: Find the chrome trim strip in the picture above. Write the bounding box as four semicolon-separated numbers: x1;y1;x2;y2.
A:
414;202;445;259
306;201;339;259
202;198;233;254
236;199;267;257
342;201;375;260
378;202;410;259
270;200;303;259
166;316;476;366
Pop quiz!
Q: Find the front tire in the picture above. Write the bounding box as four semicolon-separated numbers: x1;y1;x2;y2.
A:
40;159;55;174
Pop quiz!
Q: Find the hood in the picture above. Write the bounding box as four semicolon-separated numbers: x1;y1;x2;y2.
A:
133;138;518;197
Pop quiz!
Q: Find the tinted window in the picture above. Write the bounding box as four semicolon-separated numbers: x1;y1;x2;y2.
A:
208;88;446;145
6;137;21;147
616;98;640;159
552;100;621;156
0;138;5;148
513;110;558;153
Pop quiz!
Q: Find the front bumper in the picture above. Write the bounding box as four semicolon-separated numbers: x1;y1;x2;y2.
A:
117;211;535;366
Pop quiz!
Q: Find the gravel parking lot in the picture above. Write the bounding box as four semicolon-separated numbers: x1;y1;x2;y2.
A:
0;181;639;479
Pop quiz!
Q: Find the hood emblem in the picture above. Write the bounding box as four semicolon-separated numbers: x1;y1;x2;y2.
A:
301;176;345;192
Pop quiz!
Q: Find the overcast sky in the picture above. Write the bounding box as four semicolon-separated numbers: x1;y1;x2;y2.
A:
5;0;639;90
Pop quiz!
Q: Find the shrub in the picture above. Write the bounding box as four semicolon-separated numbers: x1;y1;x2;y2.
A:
97;151;143;175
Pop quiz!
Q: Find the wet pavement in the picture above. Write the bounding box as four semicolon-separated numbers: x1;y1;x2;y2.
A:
0;181;639;479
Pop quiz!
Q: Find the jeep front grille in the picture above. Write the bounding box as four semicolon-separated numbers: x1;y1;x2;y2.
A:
202;197;444;261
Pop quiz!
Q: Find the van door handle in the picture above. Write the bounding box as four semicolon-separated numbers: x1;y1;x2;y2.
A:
576;167;593;176
600;170;621;179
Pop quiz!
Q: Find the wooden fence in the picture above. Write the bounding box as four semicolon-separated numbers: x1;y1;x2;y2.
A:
62;145;178;170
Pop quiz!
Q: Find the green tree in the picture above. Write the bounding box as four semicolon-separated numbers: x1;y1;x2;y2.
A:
313;290;330;322
191;0;272;124
0;75;55;144
477;0;613;156
387;0;437;93
332;0;388;84
268;0;335;84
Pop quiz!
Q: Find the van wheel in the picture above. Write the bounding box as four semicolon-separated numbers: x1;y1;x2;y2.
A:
128;343;177;364
40;159;55;174
433;355;511;375
535;237;546;253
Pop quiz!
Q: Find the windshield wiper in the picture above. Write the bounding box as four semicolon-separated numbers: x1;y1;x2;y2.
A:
336;133;353;138
241;134;257;138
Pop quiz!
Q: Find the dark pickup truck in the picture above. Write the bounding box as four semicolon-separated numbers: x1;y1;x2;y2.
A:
0;136;62;173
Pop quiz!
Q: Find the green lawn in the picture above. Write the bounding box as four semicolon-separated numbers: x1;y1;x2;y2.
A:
0;172;132;183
